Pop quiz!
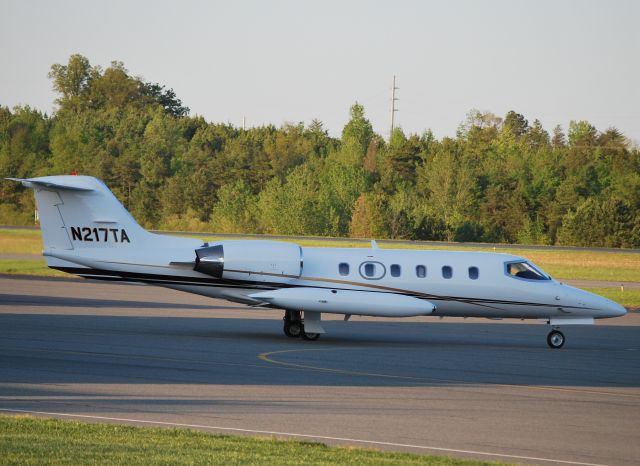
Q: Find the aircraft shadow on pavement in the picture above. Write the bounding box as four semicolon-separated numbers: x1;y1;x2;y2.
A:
0;293;223;310
1;313;639;389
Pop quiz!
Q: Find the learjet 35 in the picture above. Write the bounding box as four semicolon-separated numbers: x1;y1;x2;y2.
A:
9;175;627;348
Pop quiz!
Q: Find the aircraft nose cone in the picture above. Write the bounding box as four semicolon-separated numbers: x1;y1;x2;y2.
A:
606;299;627;318
571;287;627;318
592;294;627;318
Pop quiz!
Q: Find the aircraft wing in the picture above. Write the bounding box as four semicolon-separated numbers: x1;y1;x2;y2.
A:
249;287;436;317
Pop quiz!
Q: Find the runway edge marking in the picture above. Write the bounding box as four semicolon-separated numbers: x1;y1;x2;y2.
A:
0;408;609;466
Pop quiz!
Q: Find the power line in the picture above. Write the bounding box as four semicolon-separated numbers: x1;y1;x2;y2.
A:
389;75;398;138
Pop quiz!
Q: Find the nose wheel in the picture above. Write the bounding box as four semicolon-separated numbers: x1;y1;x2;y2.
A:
547;329;565;349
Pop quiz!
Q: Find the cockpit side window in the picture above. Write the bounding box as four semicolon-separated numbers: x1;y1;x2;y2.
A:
506;261;550;281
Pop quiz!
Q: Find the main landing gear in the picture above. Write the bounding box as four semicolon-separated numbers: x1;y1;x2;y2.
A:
547;329;565;349
283;310;320;341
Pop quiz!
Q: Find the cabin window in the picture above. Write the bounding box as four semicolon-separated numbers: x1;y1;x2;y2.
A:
390;264;401;277
364;263;375;277
506;261;550;281
468;266;479;280
442;265;453;279
416;265;426;278
358;261;386;280
339;263;349;276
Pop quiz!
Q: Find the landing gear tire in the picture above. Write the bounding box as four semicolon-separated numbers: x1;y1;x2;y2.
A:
284;320;303;338
301;330;320;341
283;310;302;338
547;330;565;349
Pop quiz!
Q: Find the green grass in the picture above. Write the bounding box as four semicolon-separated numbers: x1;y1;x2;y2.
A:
583;288;640;310
2;228;639;283
0;228;43;255
0;259;67;277
0;415;497;466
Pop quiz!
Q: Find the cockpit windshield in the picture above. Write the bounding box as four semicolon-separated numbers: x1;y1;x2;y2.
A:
506;261;550;281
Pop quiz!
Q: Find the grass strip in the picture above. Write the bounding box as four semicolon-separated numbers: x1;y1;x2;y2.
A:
0;228;43;255
0;415;497;466
0;259;68;277
582;288;640;310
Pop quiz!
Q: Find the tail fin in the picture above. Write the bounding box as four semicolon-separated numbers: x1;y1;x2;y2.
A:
8;175;150;251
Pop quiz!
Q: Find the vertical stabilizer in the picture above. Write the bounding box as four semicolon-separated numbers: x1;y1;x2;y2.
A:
9;175;150;252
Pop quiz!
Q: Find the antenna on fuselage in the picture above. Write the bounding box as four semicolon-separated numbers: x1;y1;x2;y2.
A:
371;239;379;249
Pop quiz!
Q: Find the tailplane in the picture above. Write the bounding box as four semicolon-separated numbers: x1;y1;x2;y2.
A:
8;175;203;277
8;176;156;254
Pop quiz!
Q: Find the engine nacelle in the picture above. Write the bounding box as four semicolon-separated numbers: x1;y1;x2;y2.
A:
194;240;302;283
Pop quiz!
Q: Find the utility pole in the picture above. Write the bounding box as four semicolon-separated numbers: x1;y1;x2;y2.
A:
242;116;246;131
389;75;398;138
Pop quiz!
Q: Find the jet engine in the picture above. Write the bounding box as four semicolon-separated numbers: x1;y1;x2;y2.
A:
194;240;302;283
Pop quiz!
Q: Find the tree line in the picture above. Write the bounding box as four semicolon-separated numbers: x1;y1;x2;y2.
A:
1;54;639;248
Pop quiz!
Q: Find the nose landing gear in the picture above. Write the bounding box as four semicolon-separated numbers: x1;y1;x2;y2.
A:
547;329;565;349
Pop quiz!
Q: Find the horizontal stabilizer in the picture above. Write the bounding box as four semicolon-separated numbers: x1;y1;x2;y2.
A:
6;177;94;191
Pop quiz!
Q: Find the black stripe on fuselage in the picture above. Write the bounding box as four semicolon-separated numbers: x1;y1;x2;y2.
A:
51;266;282;290
50;266;587;311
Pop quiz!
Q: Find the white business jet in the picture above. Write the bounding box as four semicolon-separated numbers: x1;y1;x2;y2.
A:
9;175;626;348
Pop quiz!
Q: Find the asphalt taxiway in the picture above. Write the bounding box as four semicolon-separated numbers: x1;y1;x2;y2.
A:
1;276;639;465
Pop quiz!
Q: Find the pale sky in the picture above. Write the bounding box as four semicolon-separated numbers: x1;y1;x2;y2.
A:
1;0;639;142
